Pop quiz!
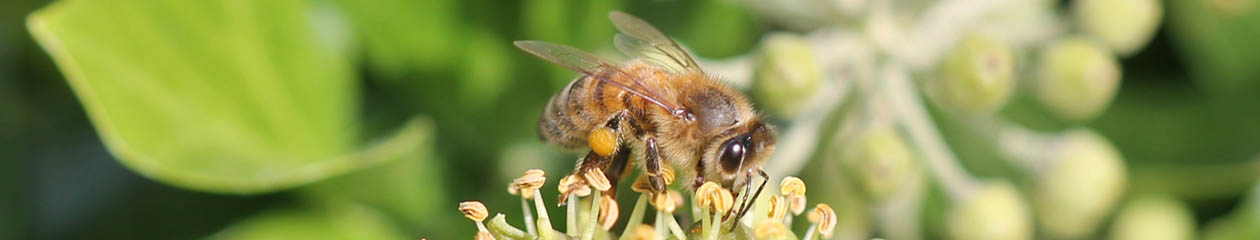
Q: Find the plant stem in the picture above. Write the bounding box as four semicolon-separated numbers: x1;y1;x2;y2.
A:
981;118;1062;176
521;197;537;236
488;214;532;240
655;211;667;240
881;64;977;201
568;195;578;237
666;215;686;240
763;79;849;179
620;195;649;240
533;189;557;240
700;209;712;240
801;224;818;240
582;191;602;240
706;210;721;240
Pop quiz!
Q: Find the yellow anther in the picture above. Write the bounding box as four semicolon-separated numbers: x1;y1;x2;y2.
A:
651;191;677;213
789;195;808;215
695;182;722;210
459;201;489;222
780;176;806;196
584;168;612;191
808;203;837;239
767;195;786;220
659;167;676;185
631;174;653;193
712;187;735;214
597;195;620;230
513;169;546;199
588;127;618;156
558;174;591;197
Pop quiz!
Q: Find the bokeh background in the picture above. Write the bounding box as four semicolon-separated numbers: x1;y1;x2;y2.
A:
3;0;1260;239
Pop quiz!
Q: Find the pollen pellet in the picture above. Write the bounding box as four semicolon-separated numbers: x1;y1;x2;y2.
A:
588;127;618;156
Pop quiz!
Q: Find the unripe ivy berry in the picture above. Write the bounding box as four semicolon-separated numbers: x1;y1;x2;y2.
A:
1110;196;1196;240
1036;37;1120;122
839;126;914;202
948;180;1032;240
1075;0;1163;56
1035;129;1127;239
754;33;822;119
929;34;1014;116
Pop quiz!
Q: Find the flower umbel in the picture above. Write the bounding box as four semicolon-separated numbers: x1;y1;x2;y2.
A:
469;170;831;240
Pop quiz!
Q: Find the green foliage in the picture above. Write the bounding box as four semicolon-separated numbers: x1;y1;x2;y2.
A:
207;203;409;240
333;0;458;75
1167;0;1260;97
303;119;456;238
26;0;423;194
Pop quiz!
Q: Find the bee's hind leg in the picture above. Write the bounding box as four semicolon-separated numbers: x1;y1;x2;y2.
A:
574;112;635;199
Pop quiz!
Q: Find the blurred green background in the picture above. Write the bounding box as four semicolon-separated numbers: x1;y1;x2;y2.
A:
3;0;1260;239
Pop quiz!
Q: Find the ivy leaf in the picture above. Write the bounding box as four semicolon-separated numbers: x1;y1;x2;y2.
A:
27;0;420;194
207;203;409;240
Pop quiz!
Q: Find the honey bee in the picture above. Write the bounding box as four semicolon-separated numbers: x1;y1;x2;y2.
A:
515;11;776;220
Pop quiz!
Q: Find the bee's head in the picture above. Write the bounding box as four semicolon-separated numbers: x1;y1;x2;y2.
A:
702;118;777;189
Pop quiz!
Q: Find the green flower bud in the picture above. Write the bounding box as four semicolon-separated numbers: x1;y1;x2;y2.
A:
1074;0;1163;56
1036;37;1121;122
948;180;1032;240
1110;196;1196;240
929;34;1015;116
839;126;915;202
754;33;822;118
1034;129;1127;239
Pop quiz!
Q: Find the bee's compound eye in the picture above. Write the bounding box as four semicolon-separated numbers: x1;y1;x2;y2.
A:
719;136;746;173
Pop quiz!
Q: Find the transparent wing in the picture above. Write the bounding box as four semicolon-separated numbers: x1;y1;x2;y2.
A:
514;40;611;76
609;11;702;72
514;40;685;116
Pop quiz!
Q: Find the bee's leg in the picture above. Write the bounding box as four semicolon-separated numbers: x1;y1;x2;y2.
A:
576;113;635;199
692;158;707;190
604;145;634;198
644;137;667;193
574;149;630;199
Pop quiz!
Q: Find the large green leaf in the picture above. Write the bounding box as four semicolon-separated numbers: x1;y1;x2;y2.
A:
27;0;419;194
303;118;457;238
207;202;410;240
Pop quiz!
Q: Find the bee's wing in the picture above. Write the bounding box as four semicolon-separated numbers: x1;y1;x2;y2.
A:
515;40;685;115
609;11;702;73
514;40;612;76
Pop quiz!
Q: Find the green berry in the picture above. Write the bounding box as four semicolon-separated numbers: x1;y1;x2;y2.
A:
754;33;822;119
948;180;1032;240
1036;37;1121;122
1110;196;1196;240
1035;129;1127;239
1075;0;1163;56
839;126;914;202
929;34;1015;116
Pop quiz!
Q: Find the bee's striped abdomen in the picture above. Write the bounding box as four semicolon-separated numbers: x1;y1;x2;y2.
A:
538;73;636;150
